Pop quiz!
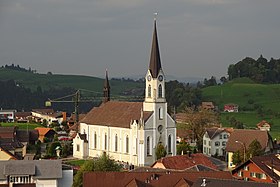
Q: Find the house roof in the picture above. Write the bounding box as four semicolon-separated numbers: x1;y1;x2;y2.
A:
205;128;226;139
151;154;218;171
0;127;16;139
16;130;39;142
225;129;271;152
83;171;233;187
32;108;54;114
192;177;277;187
0;160;62;180
80;101;153;128
15;112;32;118
176;129;193;138
232;154;280;182
0;147;17;160
35;127;55;136
257;120;271;128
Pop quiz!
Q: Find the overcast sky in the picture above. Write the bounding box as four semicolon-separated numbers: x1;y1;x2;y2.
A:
0;0;280;80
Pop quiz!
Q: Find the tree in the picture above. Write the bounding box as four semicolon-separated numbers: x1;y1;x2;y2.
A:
155;143;167;160
72;154;121;187
179;106;219;151
176;141;191;155
246;139;264;159
232;150;243;166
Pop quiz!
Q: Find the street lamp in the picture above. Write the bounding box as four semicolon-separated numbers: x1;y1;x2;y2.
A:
235;140;246;163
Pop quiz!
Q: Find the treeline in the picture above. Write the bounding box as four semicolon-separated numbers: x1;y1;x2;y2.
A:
165;80;202;112
228;55;280;83
0;80;95;112
1;64;37;73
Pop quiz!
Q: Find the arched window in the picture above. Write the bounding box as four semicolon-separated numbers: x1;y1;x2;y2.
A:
147;136;150;156
115;134;118;152
126;135;129;153
158;84;162;98
104;133;107;150
159;107;163;119
148;85;151;97
94;132;97;149
168;135;172;154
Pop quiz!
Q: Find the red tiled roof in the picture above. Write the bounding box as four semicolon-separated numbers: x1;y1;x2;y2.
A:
80;101;153;128
225;129;271;152
152;154;218;170
83;171;233;187
0;127;16;139
257;120;271;128
34;127;54;136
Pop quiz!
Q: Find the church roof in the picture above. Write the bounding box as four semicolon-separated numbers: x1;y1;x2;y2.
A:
149;19;162;78
80;101;153;128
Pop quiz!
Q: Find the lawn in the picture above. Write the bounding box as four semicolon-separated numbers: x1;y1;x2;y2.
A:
0;122;43;130
220;112;280;140
65;159;86;166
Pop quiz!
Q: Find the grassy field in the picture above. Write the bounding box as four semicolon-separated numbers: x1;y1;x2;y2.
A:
202;78;280;139
0;68;144;95
202;78;280;112
0;122;43;130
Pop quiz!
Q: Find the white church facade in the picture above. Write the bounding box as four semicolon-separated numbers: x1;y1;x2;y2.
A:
73;18;176;166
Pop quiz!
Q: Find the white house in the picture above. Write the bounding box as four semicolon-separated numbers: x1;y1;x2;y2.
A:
0;109;16;122
0;160;73;187
203;128;230;157
73;18;177;166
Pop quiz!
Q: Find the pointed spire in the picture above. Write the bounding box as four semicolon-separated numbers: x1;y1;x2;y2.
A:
149;13;162;78
103;69;110;103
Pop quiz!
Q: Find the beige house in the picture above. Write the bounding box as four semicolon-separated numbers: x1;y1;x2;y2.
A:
226;129;274;169
73;18;176;166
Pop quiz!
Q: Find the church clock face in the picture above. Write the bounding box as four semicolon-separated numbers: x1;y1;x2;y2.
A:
158;75;163;81
147;75;151;81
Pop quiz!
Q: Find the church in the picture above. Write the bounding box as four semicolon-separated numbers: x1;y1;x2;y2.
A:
73;18;176;166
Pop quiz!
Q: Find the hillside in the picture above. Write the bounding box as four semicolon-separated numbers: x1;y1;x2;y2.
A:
0;68;144;96
202;77;280;112
202;78;280;139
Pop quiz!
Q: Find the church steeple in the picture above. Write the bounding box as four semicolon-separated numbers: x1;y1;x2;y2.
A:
149;17;162;78
103;69;110;103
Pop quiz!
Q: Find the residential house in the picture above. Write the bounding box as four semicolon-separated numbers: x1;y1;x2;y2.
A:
201;102;215;110
35;127;57;142
232;154;280;183
203;128;231;157
226;129;274;169
176;129;196;146
15;111;32;123
0;147;17;160
73;19;176;166
0;160;73;187
192;177;278;187
224;103;239;112
31;109;66;125
151;153;218;171
83;171;233;187
257;120;271;131
0;110;16;122
0;127;25;160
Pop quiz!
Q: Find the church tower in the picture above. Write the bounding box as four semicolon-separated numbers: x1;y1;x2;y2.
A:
141;16;175;166
103;69;110;103
144;17;166;111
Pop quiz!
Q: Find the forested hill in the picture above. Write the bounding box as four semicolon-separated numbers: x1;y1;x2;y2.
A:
227;55;280;83
0;66;144;112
